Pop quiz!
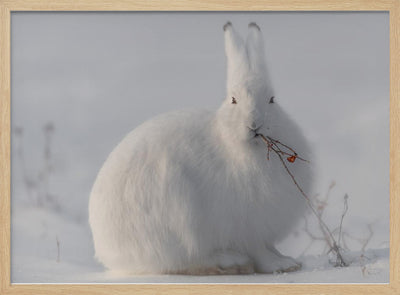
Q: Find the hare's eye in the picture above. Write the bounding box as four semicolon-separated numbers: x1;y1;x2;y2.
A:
268;96;275;104
231;97;237;104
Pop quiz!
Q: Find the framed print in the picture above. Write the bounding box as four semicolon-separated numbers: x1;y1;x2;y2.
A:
0;1;399;294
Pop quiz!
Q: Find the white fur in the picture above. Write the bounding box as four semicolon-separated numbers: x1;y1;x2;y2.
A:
89;23;314;275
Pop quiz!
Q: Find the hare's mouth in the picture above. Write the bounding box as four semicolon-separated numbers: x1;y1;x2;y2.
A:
248;127;262;138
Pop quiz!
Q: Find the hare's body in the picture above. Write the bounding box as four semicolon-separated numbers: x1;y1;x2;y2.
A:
89;23;313;275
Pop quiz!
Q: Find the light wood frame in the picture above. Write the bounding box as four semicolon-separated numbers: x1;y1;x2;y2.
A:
0;0;399;294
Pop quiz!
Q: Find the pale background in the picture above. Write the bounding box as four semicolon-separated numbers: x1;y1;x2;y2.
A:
10;12;389;283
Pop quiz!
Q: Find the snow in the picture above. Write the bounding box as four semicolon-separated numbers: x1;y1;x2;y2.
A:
10;12;389;283
11;188;390;284
12;206;389;283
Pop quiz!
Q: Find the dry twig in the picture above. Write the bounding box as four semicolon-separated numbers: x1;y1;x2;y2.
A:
56;235;60;263
258;134;348;267
337;194;349;249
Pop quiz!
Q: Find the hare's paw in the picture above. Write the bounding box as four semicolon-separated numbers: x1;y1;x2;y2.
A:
257;256;301;274
171;251;254;275
213;251;254;274
172;264;253;276
215;262;254;275
252;246;301;274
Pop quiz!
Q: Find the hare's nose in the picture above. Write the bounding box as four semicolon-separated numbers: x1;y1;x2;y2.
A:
249;121;263;131
248;110;263;130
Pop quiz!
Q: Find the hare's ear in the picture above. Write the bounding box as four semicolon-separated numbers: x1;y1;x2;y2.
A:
224;22;248;89
246;22;267;74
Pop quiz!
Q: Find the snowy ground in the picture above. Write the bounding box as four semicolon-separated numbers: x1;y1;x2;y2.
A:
10;12;389;283
11;206;389;284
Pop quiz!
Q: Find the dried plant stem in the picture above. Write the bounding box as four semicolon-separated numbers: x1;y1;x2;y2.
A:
259;134;348;267
300;217;326;256
56;236;60;263
361;224;374;253
338;194;349;249
14;122;59;210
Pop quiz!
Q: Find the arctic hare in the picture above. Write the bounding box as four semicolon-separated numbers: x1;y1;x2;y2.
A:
89;22;313;275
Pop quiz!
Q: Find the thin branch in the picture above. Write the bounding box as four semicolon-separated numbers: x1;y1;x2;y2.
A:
258;134;348;267
361;224;374;253
338;194;349;248
56;235;60;263
301;216;326;256
265;135;310;163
